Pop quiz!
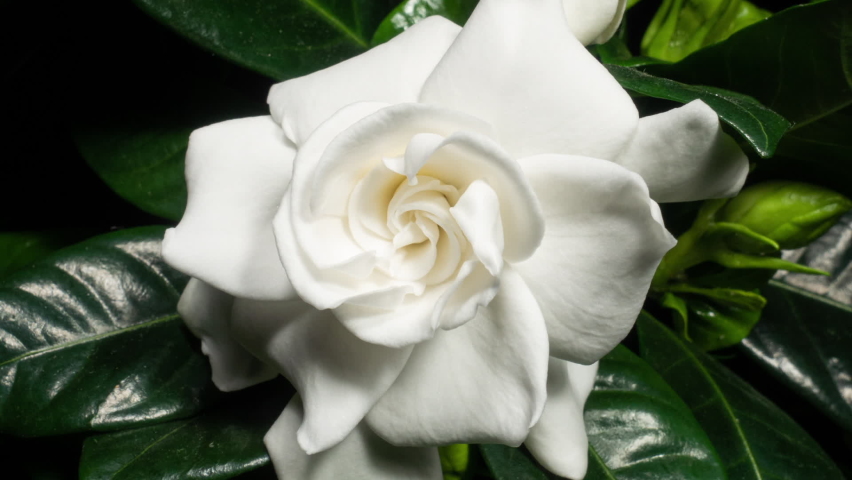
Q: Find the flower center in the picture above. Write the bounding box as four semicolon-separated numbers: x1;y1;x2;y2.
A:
384;175;467;285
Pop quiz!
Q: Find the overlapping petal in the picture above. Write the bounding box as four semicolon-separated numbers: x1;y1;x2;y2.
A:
515;154;676;364
366;266;548;447
177;279;276;392
268;16;462;146
162;116;296;301
562;0;627;45
420;0;638;160
525;360;599;479
266;396;442;480
229;298;413;453
615;100;749;203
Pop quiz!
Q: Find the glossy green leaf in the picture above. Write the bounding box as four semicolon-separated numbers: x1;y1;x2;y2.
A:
372;0;478;45
661;292;762;351
605;64;790;157
0;227;216;437
75;83;264;222
739;281;852;431
482;346;725;479
0;230;94;279
134;0;398;80
641;0;770;62
79;379;293;480
645;1;852;196
638;312;844;479
586;345;726;479
644;0;851;127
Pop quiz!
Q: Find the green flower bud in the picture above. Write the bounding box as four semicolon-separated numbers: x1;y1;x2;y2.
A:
719;181;852;249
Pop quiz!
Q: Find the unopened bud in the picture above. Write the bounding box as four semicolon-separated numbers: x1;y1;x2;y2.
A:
719;181;851;249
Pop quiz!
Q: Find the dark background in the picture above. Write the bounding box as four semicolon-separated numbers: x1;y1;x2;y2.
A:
2;0;845;477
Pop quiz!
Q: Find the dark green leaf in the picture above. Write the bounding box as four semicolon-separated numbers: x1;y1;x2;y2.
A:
638;312;844;479
0;230;94;279
134;0;398;80
644;0;851;126
479;444;548;480
739;281;852;431
586;346;726;479
0;227;216;437
605;64;790;157
79;379;293;480
755;107;852;198
371;0;478;45
74;83;264;222
661;293;762;351
482;346;725;479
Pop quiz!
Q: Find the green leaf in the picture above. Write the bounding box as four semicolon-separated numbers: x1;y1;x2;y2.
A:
74;82;264;222
644;1;851;127
133;0;398;80
372;0;478;46
605;64;790;157
641;0;770;62
482;346;726;479
79;379;293;480
739;281;852;431
479;444;548;480
0;227;217;437
0;230;94;279
662;293;762;351
637;312;844;479
586;345;726;479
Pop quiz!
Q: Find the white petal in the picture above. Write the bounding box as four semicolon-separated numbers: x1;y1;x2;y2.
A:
266;396;442;480
515;155;676;364
230;299;413;453
450;180;504;276
616;100;749;203
563;0;627;45
162;116;296;301
268;16;461;145
366;265;548;446
177;279;276;392
414;131;545;262
276;102;494;311
420;0;638;160
526;359;599;480
434;260;500;331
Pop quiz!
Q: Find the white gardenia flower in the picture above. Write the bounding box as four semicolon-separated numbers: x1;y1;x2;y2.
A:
162;0;748;478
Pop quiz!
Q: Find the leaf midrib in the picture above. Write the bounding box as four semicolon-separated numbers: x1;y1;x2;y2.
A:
0;313;181;369
654;319;764;480
299;0;368;48
109;420;193;479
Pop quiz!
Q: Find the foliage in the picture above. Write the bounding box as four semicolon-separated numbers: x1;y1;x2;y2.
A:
2;0;850;478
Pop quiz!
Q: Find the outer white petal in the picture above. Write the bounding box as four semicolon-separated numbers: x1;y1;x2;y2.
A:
515;155;676;364
268;16;461;145
230;298;413;454
562;0;627;45
366;265;548;447
162;116;296;301
526;359;599;480
266;396;442;480
615;100;749;203
177;279;276;392
420;0;638;160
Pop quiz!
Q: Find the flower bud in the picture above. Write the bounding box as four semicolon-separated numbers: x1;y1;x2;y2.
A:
719;181;852;249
